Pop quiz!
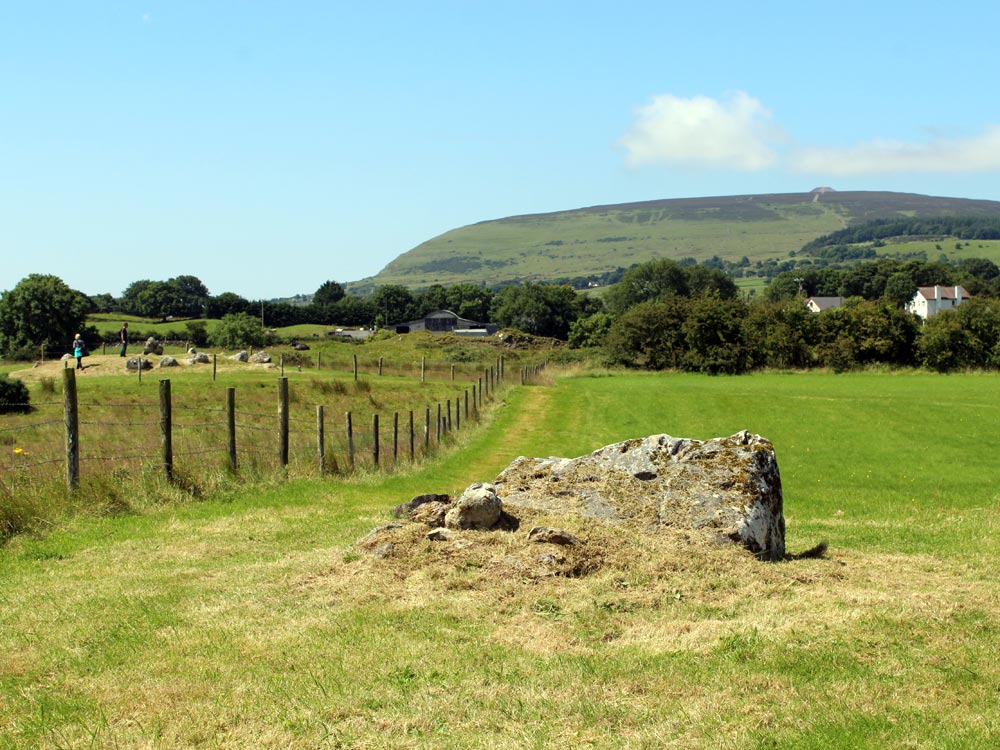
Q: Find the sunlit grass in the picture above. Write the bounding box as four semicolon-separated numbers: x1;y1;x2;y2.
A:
1;370;998;749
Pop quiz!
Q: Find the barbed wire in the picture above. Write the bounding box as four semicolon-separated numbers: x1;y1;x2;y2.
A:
0;420;64;434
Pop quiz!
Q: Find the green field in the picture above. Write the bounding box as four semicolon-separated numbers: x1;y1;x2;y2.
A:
1;370;999;748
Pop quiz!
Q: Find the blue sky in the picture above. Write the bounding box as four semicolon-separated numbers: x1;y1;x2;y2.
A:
3;1;1000;300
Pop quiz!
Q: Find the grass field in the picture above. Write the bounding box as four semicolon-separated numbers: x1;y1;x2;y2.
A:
1;369;998;748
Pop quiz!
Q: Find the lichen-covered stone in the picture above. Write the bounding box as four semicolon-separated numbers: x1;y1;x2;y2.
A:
494;431;785;560
444;482;502;531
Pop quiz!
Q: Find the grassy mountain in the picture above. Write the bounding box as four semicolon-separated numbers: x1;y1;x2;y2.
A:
349;190;1000;293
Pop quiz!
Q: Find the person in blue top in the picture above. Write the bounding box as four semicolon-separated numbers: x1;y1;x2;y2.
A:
72;334;86;370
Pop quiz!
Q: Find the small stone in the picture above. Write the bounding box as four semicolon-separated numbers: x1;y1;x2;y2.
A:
527;526;579;546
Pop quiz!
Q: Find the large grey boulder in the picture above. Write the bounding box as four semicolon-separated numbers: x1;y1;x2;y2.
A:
142;337;163;355
494;431;786;560
158;356;179;368
228;350;249;362
189;352;210;364
250;350;271;364
444;482;502;530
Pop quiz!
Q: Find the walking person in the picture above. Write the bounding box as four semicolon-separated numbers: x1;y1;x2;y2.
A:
118;322;129;357
72;333;86;370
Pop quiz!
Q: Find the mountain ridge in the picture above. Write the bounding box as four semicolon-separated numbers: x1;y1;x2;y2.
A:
349;190;1000;293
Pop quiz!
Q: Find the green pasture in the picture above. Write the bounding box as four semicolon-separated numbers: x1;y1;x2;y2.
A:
873;237;1000;265
1;370;999;748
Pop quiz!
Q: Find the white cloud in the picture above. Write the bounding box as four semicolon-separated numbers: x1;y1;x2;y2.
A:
792;126;1000;175
620;91;784;171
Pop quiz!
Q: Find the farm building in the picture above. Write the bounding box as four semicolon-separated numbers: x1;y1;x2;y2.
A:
391;310;497;336
906;286;970;320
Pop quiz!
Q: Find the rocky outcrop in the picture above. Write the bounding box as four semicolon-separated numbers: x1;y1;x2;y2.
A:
494;431;785;560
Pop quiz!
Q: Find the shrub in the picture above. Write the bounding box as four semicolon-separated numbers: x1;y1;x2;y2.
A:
0;374;30;414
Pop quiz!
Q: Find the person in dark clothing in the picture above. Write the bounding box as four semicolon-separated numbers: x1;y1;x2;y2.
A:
119;322;129;357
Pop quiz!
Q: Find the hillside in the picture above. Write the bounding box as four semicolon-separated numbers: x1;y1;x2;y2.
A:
349;190;1000;293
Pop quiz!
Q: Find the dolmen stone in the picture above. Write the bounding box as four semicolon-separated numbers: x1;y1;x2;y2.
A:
189;352;210;364
494;431;786;560
228;350;249;362
158;356;179;367
142;337;163;355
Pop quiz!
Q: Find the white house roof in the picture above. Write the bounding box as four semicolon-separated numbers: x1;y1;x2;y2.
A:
805;296;844;311
915;286;969;301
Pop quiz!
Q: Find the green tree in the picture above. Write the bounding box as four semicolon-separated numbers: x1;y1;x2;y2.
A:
313;280;346;308
743;300;814;369
445;284;493;322
604;299;689;370
209;312;268;348
489;284;580;339
686;265;738;299
883;271;917;309
331;295;375;327
205;292;250;319
568;312;614;349
0;274;89;359
603;259;689;315
371;285;417;328
135;281;190;321
681;295;749;374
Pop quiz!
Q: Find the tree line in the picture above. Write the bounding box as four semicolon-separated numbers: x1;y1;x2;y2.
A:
4;240;1000;373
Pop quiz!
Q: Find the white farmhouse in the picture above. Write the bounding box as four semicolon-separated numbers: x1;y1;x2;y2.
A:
906;285;970;320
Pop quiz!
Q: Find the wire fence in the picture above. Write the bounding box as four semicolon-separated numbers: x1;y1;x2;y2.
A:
0;359;547;497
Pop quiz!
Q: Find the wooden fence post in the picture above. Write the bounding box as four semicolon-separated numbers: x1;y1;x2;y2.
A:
212;353;217;382
278;377;289;468
421;356;426;383
446;399;452;433
317;404;326;476
393;412;398;464
424;407;430;454
372;413;380;467
280;354;285;377
378;356;383;376
346;411;355;471
62;368;79;491
451;363;455;380
436;403;441;442
353;354;358;381
227;387;237;471
408;410;414;462
160;379;173;481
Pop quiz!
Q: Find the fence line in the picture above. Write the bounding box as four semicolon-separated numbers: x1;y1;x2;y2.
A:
0;359;549;495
